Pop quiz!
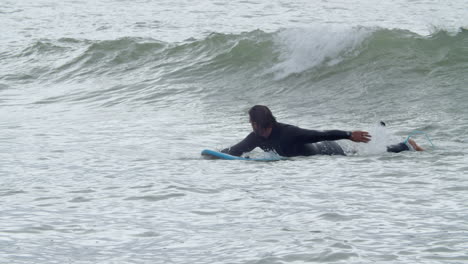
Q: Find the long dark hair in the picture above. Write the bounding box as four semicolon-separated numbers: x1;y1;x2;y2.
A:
248;105;277;129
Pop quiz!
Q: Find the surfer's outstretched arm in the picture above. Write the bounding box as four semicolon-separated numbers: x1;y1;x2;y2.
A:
349;131;372;143
221;132;258;156
292;127;371;144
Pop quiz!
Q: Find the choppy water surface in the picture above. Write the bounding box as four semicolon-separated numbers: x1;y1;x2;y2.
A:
1;1;467;263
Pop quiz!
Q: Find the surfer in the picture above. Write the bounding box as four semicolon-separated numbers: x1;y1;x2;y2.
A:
221;105;424;157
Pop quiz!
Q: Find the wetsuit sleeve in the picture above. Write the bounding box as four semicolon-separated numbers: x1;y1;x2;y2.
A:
221;132;259;156
290;127;351;144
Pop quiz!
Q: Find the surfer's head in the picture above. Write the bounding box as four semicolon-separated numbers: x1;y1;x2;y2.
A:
249;105;276;138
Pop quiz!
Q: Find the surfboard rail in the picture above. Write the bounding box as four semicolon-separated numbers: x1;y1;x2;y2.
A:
201;149;282;161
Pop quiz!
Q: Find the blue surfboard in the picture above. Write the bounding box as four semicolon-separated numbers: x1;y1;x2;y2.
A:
201;149;282;161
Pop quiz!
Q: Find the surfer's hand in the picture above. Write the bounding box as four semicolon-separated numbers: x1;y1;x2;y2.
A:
350;131;371;143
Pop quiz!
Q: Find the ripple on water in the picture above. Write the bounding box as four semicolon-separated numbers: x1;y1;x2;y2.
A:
69;189;96;194
33;196;61;201
130;184;154;189
443;186;468;192
4;225;55;234
68;197;92;203
424;247;457;253
34;196;64;207
133;231;160;237
124;193;185;202
277;251;359;263
190;210;224;216
423;255;468;261
317;212;359;222
0;190;27;196
166;184;223;194
331;242;353;249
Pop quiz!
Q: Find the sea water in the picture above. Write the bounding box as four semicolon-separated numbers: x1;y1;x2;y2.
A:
1;1;467;263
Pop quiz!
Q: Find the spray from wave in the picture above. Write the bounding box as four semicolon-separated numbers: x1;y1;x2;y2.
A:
269;26;373;79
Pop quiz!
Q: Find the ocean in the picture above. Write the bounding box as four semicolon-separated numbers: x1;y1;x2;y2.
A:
1;0;467;263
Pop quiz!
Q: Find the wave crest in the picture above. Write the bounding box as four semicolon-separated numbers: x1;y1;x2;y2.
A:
10;27;467;106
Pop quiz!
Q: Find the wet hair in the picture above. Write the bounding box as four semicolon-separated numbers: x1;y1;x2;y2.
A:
248;105;277;129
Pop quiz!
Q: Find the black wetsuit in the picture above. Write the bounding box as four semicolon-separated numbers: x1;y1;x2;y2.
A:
222;122;409;157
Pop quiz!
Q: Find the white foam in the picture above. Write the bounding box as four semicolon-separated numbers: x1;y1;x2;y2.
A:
244;150;282;160
339;124;404;155
270;26;373;79
358;125;391;155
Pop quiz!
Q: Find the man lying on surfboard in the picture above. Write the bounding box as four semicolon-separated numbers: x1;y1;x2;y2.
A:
221;105;423;157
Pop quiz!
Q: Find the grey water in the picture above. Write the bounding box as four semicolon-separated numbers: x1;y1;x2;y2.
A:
1;0;468;263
